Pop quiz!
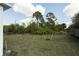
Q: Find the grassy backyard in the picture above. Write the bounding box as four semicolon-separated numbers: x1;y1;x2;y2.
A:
4;34;79;56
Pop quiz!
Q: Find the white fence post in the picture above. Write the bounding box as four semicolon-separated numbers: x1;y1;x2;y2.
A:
0;5;3;56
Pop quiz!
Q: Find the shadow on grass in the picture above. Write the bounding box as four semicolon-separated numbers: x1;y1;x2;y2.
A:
68;35;79;42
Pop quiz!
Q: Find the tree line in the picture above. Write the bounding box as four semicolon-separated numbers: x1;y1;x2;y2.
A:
4;11;66;34
67;13;79;35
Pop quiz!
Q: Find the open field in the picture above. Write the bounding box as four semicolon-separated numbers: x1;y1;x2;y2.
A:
4;34;79;56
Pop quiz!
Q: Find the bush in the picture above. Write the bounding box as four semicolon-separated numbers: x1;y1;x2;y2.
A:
25;22;38;33
33;27;45;34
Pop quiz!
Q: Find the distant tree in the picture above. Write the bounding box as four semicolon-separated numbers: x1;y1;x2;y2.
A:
22;23;26;27
55;23;66;32
3;24;15;34
3;23;25;34
18;25;25;34
46;12;57;21
33;11;45;27
67;13;79;35
14;24;19;33
46;12;57;30
55;24;61;32
26;22;38;33
72;13;79;28
61;23;66;30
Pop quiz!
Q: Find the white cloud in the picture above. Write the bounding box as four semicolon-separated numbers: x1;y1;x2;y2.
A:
63;3;79;27
13;3;46;27
56;20;72;28
13;3;36;17
18;18;36;27
65;20;72;28
35;5;46;15
63;3;79;17
13;3;46;17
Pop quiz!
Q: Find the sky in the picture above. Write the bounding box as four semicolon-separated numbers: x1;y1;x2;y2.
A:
3;3;72;27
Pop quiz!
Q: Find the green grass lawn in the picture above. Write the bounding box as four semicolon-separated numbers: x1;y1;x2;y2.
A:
4;34;79;56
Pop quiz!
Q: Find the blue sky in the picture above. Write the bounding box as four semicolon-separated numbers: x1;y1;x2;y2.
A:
3;3;71;27
34;3;71;23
